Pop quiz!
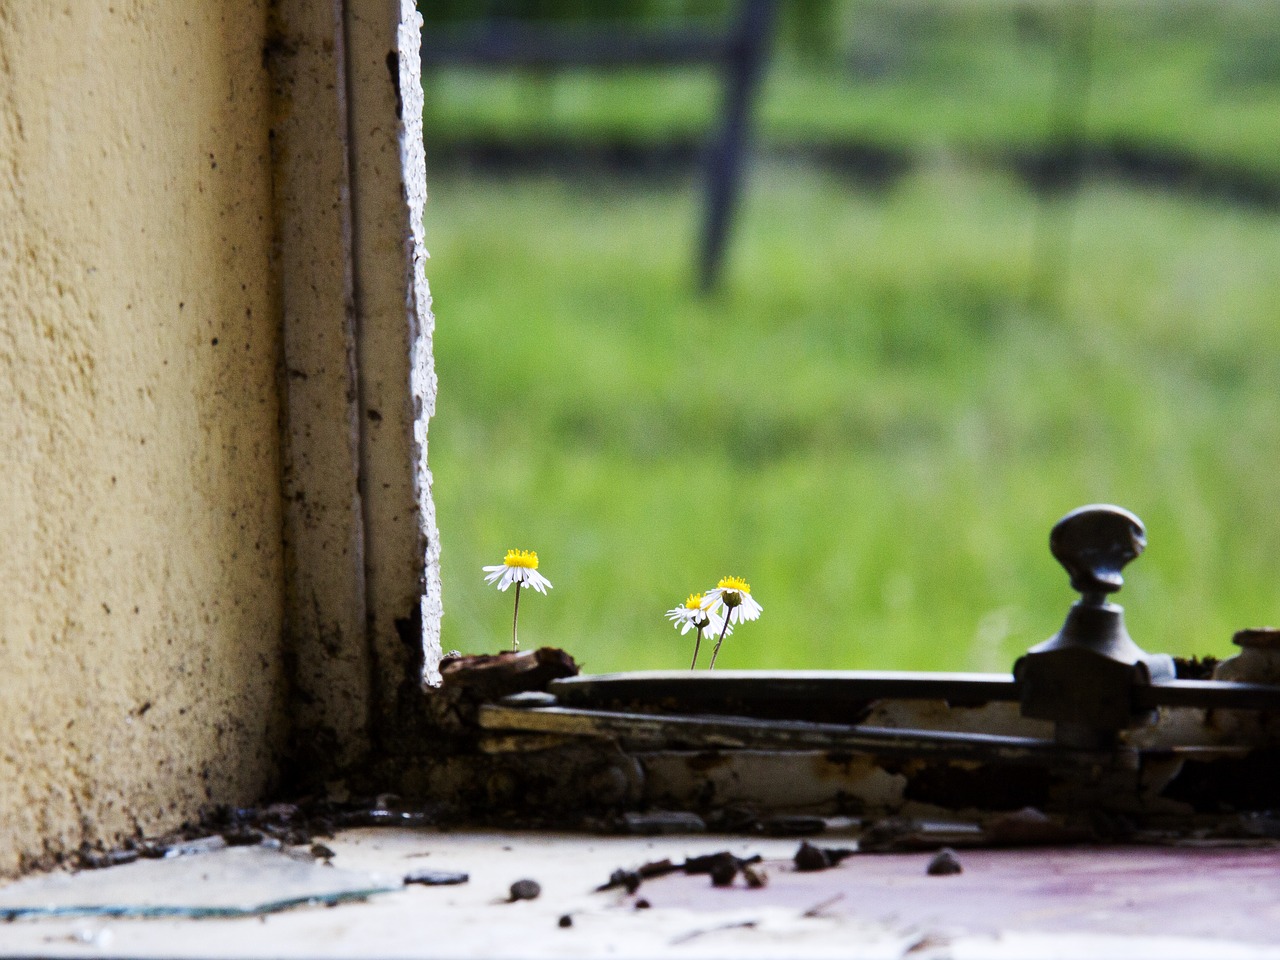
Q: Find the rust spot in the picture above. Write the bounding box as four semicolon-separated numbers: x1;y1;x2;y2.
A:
441;648;579;700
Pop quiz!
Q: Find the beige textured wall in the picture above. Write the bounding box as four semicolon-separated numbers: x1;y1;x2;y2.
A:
0;2;286;872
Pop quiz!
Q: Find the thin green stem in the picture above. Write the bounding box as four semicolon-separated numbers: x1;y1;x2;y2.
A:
690;624;704;670
708;615;732;669
511;582;522;652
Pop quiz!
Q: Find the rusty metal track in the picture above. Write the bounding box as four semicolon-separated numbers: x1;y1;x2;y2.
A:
478;703;1122;768
550;671;1280;714
1138;679;1280;711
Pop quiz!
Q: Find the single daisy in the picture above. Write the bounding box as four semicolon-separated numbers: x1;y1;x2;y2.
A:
701;575;762;669
666;592;731;670
482;549;552;651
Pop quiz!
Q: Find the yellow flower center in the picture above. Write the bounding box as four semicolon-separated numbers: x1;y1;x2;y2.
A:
683;593;704;610
503;549;539;570
717;576;751;594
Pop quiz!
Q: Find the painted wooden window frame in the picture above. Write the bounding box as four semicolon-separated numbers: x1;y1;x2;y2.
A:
273;0;441;771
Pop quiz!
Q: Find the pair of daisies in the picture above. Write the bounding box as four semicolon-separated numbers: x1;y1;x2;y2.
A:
666;576;763;669
483;550;762;669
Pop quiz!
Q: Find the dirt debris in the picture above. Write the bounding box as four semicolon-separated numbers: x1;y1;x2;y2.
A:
684;851;763;875
596;852;764;894
926;848;963;876
508;878;541;901
404;868;469;886
78;849;139;870
793;840;856;872
61;794;446;874
709;856;739;887
597;857;681;893
439;648;579;704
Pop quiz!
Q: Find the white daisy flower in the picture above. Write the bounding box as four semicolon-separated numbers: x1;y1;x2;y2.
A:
666;593;714;636
482;549;552;652
670;593;732;670
702;575;762;625
483;549;553;594
668;592;733;670
702;575;761;669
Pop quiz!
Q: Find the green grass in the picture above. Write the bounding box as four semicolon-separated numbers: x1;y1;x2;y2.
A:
423;0;1280;174
424;163;1280;673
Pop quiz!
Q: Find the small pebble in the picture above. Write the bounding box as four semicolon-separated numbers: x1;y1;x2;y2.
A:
310;843;336;860
687;851;741;879
634;898;651;910
926;848;963;876
743;864;768;889
793;841;831;872
709;860;739;887
509;878;541;901
558;914;573;928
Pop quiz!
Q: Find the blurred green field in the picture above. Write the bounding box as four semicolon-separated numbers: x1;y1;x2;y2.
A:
424;0;1280;173
424;163;1280;672
421;0;1280;674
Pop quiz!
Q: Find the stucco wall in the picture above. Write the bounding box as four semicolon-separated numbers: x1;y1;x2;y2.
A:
0;2;286;872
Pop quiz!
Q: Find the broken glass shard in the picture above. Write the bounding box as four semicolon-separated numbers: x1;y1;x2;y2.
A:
0;845;401;919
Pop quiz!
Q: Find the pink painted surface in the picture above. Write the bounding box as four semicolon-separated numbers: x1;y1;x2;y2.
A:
631;846;1280;943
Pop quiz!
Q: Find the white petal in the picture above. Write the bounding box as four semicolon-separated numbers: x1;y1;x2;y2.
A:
705;611;733;636
522;570;552;593
699;588;723;610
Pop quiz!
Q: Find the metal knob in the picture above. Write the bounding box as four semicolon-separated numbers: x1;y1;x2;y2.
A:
1050;504;1146;603
1014;504;1174;747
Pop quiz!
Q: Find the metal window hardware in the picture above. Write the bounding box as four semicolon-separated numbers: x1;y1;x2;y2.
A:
1013;504;1176;748
477;505;1280;817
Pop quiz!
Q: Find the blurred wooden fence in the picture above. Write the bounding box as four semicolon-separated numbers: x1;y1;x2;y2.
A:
421;0;779;291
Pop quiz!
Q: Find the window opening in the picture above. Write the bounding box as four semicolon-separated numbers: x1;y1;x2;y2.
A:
422;0;1280;683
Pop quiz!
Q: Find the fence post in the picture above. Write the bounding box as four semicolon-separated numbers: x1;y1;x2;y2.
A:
699;0;778;293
